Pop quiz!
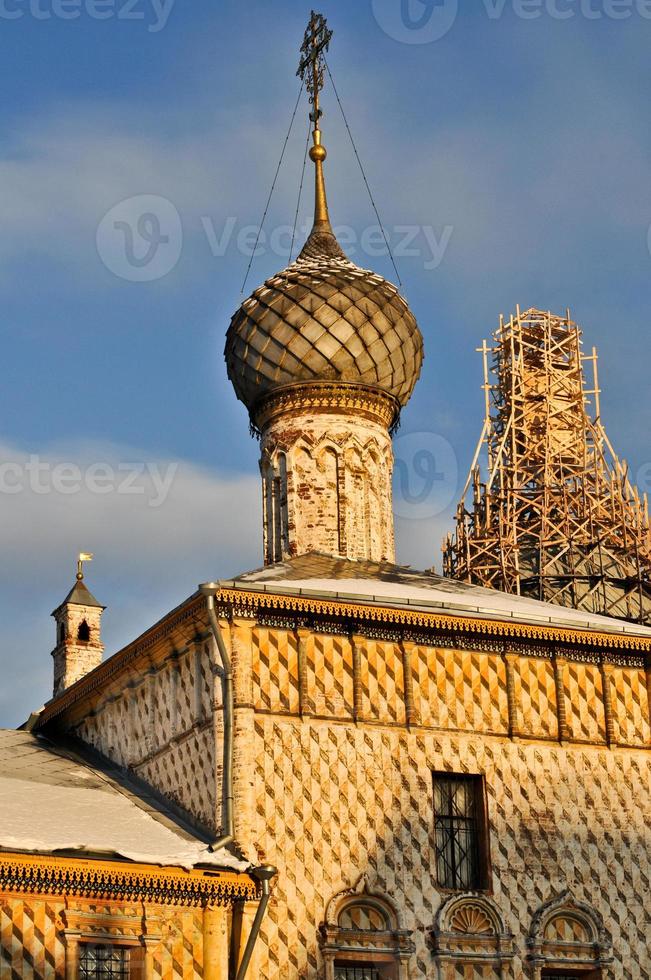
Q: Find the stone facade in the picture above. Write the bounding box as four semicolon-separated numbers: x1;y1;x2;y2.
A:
42;583;651;978
257;384;397;565
66;612;220;834
236;615;650;979
0;852;254;979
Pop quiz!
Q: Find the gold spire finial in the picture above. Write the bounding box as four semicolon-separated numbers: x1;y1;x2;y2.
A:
77;552;93;581
297;11;333;228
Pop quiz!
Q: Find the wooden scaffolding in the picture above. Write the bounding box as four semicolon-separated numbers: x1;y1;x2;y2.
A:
442;307;651;625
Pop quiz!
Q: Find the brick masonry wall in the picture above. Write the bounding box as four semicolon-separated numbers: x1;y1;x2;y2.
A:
239;623;651;978
0;894;206;978
52;603;103;697
62;613;651;976
260;408;395;564
71;639;218;830
253;720;651;979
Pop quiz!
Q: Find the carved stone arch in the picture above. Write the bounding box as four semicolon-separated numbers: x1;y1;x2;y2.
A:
287;433;315;470
362;439;382;465
315;440;341;470
526;890;613;978
429;893;514;978
319;876;414;980
313;433;342;455
323;874;401;930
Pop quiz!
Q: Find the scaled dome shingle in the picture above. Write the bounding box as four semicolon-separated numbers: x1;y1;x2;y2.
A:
225;225;424;416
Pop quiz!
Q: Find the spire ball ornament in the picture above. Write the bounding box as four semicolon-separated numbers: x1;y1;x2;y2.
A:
309;144;326;162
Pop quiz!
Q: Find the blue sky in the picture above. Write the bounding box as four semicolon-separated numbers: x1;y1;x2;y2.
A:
1;0;650;724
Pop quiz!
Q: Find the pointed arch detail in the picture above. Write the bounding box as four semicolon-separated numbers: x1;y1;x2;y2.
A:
319;876;414;980
526;890;613;977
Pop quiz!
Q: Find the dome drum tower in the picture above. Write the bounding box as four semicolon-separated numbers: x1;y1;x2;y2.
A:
225;13;423;565
256;380;398;564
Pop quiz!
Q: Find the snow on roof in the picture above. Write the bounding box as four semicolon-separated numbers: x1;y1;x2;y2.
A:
0;730;247;872
227;553;651;639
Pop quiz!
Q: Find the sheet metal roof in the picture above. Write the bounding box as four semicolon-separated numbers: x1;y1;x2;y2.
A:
225;553;651;639
0;729;246;872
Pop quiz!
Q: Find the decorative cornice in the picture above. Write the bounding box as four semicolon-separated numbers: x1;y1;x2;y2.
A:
253;381;400;433
0;853;257;907
37;580;651;732
219;587;651;652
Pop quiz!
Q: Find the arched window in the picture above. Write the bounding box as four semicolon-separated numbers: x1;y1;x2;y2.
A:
337;902;389;933
429;893;514;977
77;620;90;643
58;622;66;644
320;880;414;980
527;891;612;979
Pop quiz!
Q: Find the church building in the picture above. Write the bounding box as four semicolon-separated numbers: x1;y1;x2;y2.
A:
3;12;651;979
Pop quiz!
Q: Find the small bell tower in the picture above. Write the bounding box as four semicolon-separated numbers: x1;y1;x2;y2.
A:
51;553;105;698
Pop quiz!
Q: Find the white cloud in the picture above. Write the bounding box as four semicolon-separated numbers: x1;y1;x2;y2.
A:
0;437;261;727
0;432;455;727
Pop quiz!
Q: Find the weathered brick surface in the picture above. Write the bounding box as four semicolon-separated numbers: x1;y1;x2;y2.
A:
51;602;104;697
260;402;395;564
72;639;217;831
241;627;651;978
252;719;651;979
65;614;651;977
0;896;205;978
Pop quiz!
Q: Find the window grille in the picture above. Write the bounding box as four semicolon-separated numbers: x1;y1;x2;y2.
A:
433;773;486;890
79;945;130;979
542;974;599;979
334;967;381;980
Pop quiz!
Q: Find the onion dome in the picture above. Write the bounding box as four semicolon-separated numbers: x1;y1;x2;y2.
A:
225;15;424;425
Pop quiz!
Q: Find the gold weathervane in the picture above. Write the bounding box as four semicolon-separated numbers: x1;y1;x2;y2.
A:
297;11;333;227
77;552;94;581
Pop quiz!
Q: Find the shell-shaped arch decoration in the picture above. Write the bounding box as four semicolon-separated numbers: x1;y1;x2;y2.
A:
449;901;496;935
430;893;514;969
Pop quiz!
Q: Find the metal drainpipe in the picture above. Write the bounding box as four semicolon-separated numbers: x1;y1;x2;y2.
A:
199;583;234;850
236;865;277;980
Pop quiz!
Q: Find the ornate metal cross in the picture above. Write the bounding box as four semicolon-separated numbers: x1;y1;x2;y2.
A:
297;10;333;120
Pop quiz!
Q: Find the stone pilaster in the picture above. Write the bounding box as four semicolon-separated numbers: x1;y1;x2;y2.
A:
352;635;365;723
645;654;651;742
503;651;520;738
601;662;616;747
203;904;229;980
401;641;417;727
229;618;256;859
296;627;313;719
64;935;79;980
553;654;570;742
